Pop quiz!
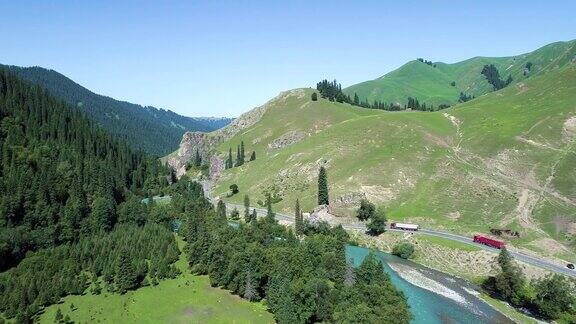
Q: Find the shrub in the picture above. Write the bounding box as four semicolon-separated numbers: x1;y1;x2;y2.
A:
230;208;240;220
311;92;318;101
392;242;415;259
229;184;239;195
367;208;387;235
356;199;375;221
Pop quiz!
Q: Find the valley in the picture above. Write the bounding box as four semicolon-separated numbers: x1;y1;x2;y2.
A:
180;58;576;262
2;4;576;322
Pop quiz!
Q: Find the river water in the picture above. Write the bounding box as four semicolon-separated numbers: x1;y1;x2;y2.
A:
173;217;512;323
346;245;512;324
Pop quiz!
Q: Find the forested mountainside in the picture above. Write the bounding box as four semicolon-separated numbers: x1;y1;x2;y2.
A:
0;68;182;321
0;68;410;323
0;64;233;155
344;39;576;108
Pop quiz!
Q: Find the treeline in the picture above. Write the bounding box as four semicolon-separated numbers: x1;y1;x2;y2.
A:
481;64;512;90
0;69;182;321
0;69;170;271
182;186;411;323
417;58;436;67
0;64;233;155
0;223;180;322
458;92;474;103
316;79;450;112
483;248;575;322
225;140;255;169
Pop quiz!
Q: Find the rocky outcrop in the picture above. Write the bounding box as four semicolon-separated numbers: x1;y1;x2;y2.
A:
268;130;306;149
166;131;221;178
209;155;225;179
166;89;308;179
562;116;576;142
332;192;367;209
308;205;339;225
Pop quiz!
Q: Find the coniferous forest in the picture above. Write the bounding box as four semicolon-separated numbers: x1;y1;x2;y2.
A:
0;68;180;321
0;64;232;155
182;182;412;324
316;79;442;112
0;68;411;323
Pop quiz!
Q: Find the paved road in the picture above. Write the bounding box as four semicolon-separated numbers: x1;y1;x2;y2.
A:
223;202;576;279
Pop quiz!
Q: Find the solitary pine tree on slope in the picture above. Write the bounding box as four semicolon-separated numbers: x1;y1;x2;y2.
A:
194;148;202;167
217;200;227;222
226;148;233;169
244;194;251;223
266;193;275;222
240;141;245;164
236;145;241;167
295;199;304;235
318;166;329;205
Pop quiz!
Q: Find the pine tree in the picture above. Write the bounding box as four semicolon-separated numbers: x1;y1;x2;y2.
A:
91;196;116;232
266;193;275;222
317;166;329;205
240;141;245;165
250;209;258;224
244;271;257;301
235;145;241;167
295;199;304;235
217;200;227;223
492;247;526;306
226;148;233;169
115;249;138;294
194;148;202;167
243;194;251;223
250;151;256;161
55;309;64;323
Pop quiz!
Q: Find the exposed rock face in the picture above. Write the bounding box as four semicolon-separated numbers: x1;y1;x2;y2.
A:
332;192;367;209
213;89;306;141
562;116;576;142
209;155;225;179
167;89;307;179
268;130;306;149
167;131;220;178
308;205;339;225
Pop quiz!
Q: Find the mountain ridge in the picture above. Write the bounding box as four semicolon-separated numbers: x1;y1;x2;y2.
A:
161;40;576;262
344;39;576;107
0;64;233;155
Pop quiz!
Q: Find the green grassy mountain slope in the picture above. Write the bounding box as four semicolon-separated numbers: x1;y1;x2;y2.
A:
0;64;233;155
344;40;576;107
212;62;576;259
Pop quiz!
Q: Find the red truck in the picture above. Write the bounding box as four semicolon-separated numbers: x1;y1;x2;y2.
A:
473;235;506;249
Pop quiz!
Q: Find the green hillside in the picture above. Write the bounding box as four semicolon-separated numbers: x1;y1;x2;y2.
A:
344;40;576;107
212;62;576;259
0;64;233;155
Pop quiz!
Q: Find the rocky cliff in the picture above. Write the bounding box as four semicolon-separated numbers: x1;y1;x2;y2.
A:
166;89;301;178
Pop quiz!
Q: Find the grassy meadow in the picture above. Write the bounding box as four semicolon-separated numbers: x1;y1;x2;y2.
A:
37;238;274;324
213;63;576;259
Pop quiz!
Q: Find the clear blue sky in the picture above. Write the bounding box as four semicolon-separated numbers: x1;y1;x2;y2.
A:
0;1;574;117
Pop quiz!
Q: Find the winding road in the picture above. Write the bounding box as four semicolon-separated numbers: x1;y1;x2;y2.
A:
223;201;576;279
